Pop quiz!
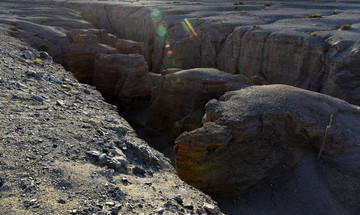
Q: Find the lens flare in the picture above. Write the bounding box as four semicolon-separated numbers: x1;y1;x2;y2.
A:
157;25;167;37
181;18;198;38
151;9;163;23
185;18;198;36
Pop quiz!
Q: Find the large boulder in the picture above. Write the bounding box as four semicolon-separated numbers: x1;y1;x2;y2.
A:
66;29;116;84
67;28;118;47
175;84;360;213
115;38;145;55
93;53;159;108
149;68;249;136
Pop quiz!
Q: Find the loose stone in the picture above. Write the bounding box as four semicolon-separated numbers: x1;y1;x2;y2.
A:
31;94;43;102
23;50;35;60
202;203;218;214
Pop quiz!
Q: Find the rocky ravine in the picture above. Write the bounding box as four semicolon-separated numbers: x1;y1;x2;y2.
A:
1;0;360;215
0;30;221;214
3;0;360;106
60;0;360;106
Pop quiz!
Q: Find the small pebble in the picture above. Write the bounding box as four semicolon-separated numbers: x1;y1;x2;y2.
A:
202;203;219;214
86;150;100;157
156;208;165;214
57;199;66;204
39;51;50;59
23;50;35;60
83;89;91;94
49;75;62;84
56;100;66;106
133;166;146;176
32;94;43;102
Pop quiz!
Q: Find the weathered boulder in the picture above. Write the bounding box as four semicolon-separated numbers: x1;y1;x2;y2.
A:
149;68;249;136
67;28;118;47
74;4;162;72
115;39;145;55
66;29;116;84
93;53;159;108
175;84;360;209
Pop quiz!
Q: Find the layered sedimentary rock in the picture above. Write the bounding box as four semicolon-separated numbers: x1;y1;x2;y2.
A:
3;0;360;106
175;85;360;207
0;3;93;64
93;53;159;108
217;26;360;105
149;68;249;137
217;29;326;88
115;38;145;55
72;3;163;72
66;1;360;106
66;28;155;106
66;29;117;84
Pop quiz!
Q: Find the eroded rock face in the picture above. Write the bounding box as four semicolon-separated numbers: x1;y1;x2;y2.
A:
66;29;117;84
70;1;360;106
175;85;360;202
115;39;145;55
0;3;93;65
93;53;159;108
149;68;250;136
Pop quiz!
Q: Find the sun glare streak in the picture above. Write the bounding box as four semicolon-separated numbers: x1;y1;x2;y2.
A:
184;18;198;37
157;25;166;37
181;18;198;38
151;9;162;23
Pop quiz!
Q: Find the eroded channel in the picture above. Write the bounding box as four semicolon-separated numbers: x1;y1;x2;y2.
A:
4;0;360;214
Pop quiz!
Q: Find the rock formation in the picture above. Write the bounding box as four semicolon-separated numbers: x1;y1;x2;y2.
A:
93;53;160;108
0;3;92;64
2;1;360;214
149;68;250;137
67;0;360;106
115;38;145;55
175;84;360;213
66;29;116;84
66;29;156;108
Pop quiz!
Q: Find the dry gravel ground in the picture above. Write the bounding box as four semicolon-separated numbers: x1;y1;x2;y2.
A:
0;29;221;214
